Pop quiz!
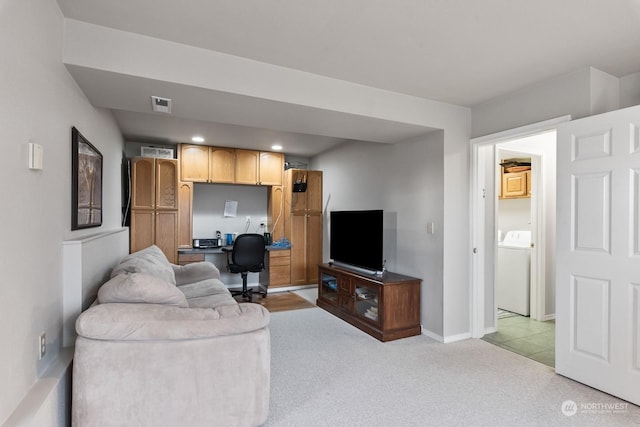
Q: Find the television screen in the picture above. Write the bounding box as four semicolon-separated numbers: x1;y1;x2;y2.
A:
330;210;383;273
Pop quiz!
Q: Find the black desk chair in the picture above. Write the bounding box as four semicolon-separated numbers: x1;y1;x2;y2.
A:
223;233;267;302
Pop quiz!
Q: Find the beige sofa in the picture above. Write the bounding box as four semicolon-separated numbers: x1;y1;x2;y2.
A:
72;245;270;427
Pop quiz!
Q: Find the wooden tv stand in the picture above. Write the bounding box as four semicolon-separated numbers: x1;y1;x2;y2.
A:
317;263;421;341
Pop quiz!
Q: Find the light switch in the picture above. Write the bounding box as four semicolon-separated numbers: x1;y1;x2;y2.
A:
28;143;43;170
427;222;435;234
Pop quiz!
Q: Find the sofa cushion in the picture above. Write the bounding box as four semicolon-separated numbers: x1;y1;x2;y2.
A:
177;278;229;299
76;302;270;340
187;293;238;309
98;273;188;308
111;245;176;285
172;261;221;285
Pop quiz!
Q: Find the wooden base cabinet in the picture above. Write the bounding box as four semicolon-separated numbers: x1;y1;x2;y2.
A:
259;249;291;288
317;264;421;342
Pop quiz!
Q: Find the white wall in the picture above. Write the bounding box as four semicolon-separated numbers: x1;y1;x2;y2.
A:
471;67;620;138
192;183;268;238
620;71;640;108
0;0;124;423
498;198;531;234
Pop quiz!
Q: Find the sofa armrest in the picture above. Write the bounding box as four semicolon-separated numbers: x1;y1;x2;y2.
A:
76;302;268;341
171;261;220;285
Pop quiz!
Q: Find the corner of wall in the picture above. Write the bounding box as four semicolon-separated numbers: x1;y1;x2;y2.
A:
588;67;620;115
620;71;640;108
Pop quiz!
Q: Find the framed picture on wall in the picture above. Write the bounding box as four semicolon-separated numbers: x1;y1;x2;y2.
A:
71;126;102;230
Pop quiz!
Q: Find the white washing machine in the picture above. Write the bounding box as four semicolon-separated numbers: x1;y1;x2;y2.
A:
496;230;531;316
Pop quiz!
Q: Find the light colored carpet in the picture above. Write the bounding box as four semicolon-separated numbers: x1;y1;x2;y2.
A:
266;307;640;426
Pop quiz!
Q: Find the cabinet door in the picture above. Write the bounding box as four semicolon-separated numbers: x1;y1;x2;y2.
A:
268;250;291;286
177;181;193;248
179;144;209;182
306;170;323;213
526;170;531;196
306;212;323;282
267;186;285;241
209;147;235;183
319;269;340;305
234;149;259;184
130;210;155;253
352;280;380;325
131;157;155;210
259;152;283;186
155;159;178;209
502;171;527;198
287;169;308;212
155;210;178;263
289;213;307;285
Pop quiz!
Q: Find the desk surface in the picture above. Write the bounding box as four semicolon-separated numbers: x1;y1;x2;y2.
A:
179;246;290;254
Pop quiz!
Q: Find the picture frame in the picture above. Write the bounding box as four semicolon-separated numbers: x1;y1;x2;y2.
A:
71;126;102;230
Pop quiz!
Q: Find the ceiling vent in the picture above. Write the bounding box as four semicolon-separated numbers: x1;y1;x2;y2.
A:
151;96;172;114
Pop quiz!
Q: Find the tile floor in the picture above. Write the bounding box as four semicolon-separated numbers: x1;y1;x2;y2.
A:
482;313;556;368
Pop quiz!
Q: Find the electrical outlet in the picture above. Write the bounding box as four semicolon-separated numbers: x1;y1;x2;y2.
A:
38;332;46;360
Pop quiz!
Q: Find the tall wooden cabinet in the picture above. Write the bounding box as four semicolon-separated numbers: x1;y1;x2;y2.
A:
130;157;178;263
283;169;323;285
177;181;193;249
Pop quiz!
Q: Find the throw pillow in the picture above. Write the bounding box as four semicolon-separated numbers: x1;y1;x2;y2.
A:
110;245;176;285
98;273;188;308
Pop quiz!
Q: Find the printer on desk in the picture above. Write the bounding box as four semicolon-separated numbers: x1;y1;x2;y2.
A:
192;238;222;248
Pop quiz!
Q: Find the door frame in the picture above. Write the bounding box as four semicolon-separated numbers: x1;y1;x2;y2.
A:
470;116;570;338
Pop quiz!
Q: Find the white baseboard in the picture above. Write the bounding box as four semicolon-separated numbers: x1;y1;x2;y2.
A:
421;328;473;343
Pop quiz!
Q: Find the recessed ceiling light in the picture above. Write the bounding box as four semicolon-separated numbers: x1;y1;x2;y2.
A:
191;136;205;143
271;144;283;151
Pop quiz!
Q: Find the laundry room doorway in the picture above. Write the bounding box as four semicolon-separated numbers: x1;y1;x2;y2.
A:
470;117;567;367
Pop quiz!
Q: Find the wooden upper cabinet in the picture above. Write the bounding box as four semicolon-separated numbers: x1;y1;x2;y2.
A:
179;143;282;186
501;171;528;198
306;171;323;213
131;157;178;210
234;149;259;185
209;147;235;183
285;169;323;213
180;144;209;182
131;157;155;210
259;152;284;186
155;159;178;209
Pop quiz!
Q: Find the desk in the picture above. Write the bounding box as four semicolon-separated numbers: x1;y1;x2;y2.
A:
178;246;291;288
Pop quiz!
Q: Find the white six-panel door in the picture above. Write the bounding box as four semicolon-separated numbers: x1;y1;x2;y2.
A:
556;105;640;405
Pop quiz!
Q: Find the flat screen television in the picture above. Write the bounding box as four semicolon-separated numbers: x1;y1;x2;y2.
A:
330;209;384;274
